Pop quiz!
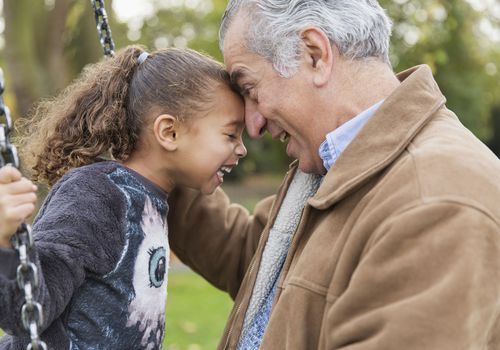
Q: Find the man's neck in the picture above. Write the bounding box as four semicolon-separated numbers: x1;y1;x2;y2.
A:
329;58;400;129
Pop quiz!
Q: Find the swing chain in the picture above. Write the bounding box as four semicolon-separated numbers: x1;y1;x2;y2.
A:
0;69;18;168
0;69;47;350
91;0;115;58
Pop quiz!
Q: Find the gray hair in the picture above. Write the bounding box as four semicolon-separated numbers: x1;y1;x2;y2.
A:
219;0;393;77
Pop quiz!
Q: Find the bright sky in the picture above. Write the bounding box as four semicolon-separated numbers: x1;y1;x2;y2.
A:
113;0;156;22
113;0;213;22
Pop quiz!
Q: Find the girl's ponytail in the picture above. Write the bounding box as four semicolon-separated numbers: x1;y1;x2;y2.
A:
18;46;144;186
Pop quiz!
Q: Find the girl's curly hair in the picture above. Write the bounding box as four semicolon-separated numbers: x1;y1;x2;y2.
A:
17;45;230;186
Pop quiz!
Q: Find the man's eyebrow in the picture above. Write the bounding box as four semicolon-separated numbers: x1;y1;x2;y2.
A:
229;69;247;92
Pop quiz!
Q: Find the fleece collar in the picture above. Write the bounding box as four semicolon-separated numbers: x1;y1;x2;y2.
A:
307;65;446;209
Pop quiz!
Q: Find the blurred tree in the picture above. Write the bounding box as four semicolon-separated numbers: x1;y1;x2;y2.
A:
380;0;500;143
1;0;124;118
487;105;500;155
3;0;58;118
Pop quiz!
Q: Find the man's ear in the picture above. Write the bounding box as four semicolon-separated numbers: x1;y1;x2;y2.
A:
300;27;334;87
153;114;180;151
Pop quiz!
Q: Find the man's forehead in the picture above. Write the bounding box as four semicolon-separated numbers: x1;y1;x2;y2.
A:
222;13;250;64
224;44;256;90
223;37;247;68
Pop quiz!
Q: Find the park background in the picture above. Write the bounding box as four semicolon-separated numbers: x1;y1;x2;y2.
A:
0;0;499;349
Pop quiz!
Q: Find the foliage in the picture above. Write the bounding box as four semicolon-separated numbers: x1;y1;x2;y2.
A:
380;0;500;142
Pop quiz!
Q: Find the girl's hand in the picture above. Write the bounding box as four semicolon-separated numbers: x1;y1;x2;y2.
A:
0;165;38;248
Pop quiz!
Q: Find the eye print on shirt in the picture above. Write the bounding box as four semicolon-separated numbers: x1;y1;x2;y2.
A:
126;197;169;348
148;246;167;288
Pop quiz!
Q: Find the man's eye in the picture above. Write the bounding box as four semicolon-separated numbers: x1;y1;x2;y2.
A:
242;86;257;100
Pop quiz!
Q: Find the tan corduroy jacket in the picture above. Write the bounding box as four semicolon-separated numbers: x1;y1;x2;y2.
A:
167;65;500;349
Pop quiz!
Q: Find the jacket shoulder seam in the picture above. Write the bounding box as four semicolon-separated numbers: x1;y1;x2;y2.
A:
405;141;498;226
378;197;500;234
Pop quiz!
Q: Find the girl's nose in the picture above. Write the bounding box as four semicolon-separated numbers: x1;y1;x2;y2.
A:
236;142;247;158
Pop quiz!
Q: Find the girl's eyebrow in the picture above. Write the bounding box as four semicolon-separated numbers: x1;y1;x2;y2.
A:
223;119;243;127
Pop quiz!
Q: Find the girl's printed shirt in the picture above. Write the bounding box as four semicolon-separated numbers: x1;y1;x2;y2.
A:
0;161;169;350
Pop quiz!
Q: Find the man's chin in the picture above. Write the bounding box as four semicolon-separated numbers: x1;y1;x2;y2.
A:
297;156;327;175
298;160;320;175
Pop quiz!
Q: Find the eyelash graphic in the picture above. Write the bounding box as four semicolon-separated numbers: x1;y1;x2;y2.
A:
148;246;167;288
126;196;169;347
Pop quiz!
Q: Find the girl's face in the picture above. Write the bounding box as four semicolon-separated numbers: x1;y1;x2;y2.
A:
173;86;247;195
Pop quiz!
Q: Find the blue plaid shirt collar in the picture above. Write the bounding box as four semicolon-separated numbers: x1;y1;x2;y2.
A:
319;100;384;172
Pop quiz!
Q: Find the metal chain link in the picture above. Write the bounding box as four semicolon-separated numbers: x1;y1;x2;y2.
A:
0;69;47;350
91;0;115;58
0;70;18;169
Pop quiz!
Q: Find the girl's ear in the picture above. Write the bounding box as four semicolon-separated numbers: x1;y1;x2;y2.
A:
154;114;179;151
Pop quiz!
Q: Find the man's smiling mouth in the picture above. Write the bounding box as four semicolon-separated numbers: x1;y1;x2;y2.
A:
279;131;290;143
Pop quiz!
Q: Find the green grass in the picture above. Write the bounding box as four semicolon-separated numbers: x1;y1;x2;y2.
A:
1;270;233;349
164;270;233;349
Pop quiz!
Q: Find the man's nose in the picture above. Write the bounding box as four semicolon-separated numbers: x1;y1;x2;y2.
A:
245;102;266;139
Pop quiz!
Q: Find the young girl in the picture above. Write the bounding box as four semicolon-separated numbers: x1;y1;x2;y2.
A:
0;46;246;349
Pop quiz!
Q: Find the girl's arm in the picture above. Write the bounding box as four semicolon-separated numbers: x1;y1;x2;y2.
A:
0;168;124;336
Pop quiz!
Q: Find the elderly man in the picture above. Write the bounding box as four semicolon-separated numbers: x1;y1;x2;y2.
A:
168;1;500;349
